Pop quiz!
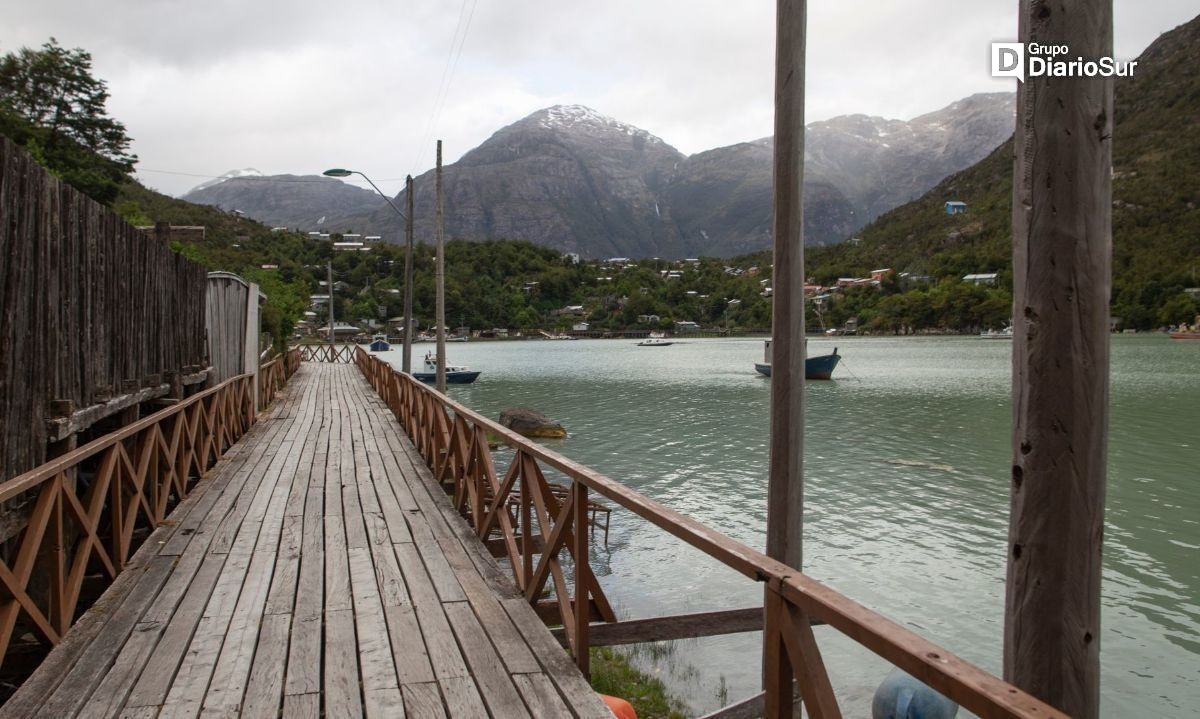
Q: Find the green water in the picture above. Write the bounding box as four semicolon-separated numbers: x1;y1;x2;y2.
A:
378;335;1199;716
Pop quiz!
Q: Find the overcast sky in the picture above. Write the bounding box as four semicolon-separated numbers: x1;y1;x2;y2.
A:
3;0;1195;197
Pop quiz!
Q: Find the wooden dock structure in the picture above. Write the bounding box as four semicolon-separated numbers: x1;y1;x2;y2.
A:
1;363;608;718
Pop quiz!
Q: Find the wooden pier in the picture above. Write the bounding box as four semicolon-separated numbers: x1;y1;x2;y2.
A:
1;363;608;718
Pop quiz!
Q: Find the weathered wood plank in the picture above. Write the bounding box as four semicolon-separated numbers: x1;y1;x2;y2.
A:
324;515;352;611
264;513;302;615
385;603;435;686
123;553;227;710
240;612;291;718
202;549;278;712
501;597;612;719
40;556;175;716
349;547;401;696
324;608;364;716
550;607;764;648
443;601;532;718
402;682;448;719
512;673;572;719
437;676;489;719
282;692;320;719
394;542;469;680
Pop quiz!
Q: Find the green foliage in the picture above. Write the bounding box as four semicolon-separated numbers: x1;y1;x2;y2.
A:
589;647;687;719
0;39;136;202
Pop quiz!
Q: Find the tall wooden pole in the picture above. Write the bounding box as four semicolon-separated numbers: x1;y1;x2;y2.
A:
764;1;806;715
1005;1;1112;717
327;259;335;348
435;140;447;393
402;174;414;374
767;0;806;576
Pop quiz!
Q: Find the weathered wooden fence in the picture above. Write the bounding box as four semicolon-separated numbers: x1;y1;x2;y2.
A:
206;272;261;384
356;348;1067;718
0;138;210;523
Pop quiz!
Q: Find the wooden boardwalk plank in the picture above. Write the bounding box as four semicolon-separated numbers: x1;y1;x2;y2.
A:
513;673;573;719
444;601;532;718
402;682;448;719
323;608;364;716
239;612;291;718
123;553;227;710
40;556;175;716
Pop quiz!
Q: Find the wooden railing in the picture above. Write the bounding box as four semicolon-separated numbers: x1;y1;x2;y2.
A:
258;348;302;408
355;348;1067;718
0;372;258;666
295;343;355;364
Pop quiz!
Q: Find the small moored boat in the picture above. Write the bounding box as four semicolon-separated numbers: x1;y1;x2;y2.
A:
637;332;673;347
368;333;391;352
754;339;841;380
980;325;1014;339
412;351;481;384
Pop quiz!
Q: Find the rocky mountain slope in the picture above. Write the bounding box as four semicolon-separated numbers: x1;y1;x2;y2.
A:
186;95;1015;257
182;173;384;229
806;13;1200;329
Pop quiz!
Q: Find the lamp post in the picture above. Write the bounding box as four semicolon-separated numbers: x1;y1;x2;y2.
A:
322;168;415;373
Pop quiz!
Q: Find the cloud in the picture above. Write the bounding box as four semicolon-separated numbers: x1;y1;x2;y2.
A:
3;0;1194;197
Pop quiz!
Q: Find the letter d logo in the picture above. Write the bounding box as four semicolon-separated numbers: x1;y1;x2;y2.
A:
991;42;1025;82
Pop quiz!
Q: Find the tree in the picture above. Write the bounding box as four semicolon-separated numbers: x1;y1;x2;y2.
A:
0;39;136;202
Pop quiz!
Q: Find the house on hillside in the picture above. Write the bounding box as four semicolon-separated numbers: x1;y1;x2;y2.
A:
963;273;998;286
945;201;968;215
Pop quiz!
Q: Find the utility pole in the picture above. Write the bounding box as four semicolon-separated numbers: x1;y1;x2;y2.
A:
767;0;807;581
327;259;335;348
402;174;415;374
764;2;819;716
1005;1;1113;717
435;140;447;393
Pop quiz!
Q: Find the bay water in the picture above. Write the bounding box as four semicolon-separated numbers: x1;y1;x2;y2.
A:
378;335;1198;717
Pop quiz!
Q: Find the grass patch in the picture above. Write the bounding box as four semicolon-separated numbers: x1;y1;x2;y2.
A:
590;646;688;719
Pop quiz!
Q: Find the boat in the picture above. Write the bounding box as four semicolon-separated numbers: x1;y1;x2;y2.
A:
754;339;841;380
1170;318;1200;339
368;333;391;352
412;351;481;384
447;335;469;343
980;325;1014;339
637;332;673;347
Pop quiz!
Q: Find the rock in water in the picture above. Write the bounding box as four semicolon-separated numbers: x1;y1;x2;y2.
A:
872;668;958;719
499;407;567;438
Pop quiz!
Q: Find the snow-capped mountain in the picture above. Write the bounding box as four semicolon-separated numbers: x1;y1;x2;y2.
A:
183;95;1015;257
185;168;264;195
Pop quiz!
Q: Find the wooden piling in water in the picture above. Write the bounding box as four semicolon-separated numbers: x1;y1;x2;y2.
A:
1005;1;1113;716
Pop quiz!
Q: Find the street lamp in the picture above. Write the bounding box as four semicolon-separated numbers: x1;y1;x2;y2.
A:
322;168;416;374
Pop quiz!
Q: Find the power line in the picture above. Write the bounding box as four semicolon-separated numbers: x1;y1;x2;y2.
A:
408;0;478;173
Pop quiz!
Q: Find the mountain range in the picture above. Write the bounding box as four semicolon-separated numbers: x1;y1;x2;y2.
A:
807;12;1200;329
184;95;1015;258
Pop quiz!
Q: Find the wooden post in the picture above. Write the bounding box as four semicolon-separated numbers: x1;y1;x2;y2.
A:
766;0;807;575
244;283;260;410
1005;1;1113;717
403;174;415;374
765;1;807;715
572;481;590;677
327;260;336;350
435;140;447;393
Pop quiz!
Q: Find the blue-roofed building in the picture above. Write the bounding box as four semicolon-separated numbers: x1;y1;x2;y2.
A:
945;201;968;215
